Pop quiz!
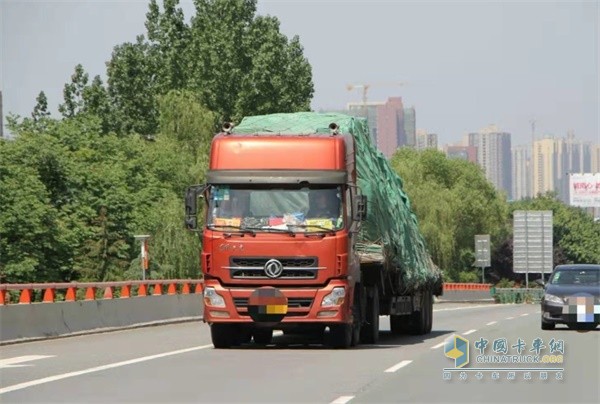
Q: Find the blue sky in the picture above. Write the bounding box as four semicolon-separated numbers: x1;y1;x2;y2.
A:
2;0;598;145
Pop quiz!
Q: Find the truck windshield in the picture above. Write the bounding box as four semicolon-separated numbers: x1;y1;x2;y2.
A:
207;185;344;233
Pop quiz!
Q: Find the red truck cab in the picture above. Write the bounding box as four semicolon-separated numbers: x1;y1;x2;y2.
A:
185;124;368;348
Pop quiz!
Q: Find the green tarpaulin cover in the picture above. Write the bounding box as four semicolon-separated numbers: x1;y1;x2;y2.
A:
233;112;442;292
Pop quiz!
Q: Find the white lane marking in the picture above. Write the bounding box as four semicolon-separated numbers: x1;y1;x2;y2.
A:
431;341;446;350
433;304;508;312
330;396;355;404
0;344;213;395
463;329;477;335
520;313;529;317
486;321;497;326
0;355;55;369
506;317;514;320
384;359;413;373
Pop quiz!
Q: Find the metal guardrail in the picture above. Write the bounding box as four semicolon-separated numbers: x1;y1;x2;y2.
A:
491;288;544;304
0;280;204;305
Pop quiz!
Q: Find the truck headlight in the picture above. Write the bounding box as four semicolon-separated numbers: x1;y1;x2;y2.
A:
544;294;563;305
321;287;345;307
204;287;226;308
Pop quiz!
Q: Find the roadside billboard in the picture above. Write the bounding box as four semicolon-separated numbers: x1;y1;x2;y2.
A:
569;173;600;208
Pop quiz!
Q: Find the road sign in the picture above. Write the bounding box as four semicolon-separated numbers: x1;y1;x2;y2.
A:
513;211;553;287
474;234;491;283
475;234;491;268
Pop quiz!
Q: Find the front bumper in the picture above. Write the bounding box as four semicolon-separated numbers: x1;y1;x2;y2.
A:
541;301;565;324
202;279;353;324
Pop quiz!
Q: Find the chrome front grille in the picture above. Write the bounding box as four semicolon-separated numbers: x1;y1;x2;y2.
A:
227;257;319;279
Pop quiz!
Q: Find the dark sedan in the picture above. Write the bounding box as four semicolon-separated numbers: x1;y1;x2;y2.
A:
539;264;600;330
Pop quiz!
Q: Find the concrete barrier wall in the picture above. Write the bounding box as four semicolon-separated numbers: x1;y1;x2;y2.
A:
0;295;204;344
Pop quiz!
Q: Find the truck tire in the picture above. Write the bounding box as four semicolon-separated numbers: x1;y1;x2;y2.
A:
408;292;428;335
329;323;353;349
390;314;409;335
351;287;362;346
426;291;433;333
253;328;273;344
211;324;237;348
360;286;380;344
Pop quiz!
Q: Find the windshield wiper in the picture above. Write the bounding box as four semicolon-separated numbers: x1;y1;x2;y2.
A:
206;224;256;237
287;224;337;235
242;226;297;237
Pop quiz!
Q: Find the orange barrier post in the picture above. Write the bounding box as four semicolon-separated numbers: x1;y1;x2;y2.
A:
121;285;131;298
65;287;76;302
182;283;190;295
43;288;55;303
85;287;96;300
103;287;113;299
153;283;162;296
19;289;32;304
138;284;147;297
167;283;177;295
195;283;202;294
0;289;6;305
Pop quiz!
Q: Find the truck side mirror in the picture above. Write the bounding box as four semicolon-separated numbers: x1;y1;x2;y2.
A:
185;185;206;230
354;195;367;221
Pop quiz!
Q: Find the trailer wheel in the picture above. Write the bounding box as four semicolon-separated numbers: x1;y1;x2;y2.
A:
210;324;238;348
360;286;380;344
390;314;409;335
408;292;428;335
426;291;433;333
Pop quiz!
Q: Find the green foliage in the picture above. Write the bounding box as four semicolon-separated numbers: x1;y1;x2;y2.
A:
390;148;509;275
31;91;51;122
104;0;313;134
458;270;480;283
495;278;515;288
1;110;209;283
59;64;89;118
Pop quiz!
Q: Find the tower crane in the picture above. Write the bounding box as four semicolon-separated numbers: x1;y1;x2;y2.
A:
346;81;405;107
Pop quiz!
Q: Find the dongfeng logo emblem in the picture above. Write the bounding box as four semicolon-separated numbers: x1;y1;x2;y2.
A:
264;259;284;278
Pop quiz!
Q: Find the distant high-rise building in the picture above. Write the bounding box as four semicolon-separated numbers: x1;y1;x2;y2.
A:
376;97;405;157
348;97;406;158
416;129;438;150
512;145;532;200
533;134;594;201
592;144;600;173
468;125;512;199
0;91;3;139
533;138;559;197
403;107;416;147
445;145;477;163
347;102;383;145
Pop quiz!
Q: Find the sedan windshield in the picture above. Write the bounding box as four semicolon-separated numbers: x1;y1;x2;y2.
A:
207;185;344;232
550;269;600;285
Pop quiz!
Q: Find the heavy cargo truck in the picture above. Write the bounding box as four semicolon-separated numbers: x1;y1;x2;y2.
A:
185;112;443;348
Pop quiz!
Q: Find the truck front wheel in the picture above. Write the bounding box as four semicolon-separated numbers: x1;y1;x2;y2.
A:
210;324;238;348
253;328;273;344
360;286;380;344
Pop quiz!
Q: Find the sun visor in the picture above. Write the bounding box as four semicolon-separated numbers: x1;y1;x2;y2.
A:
206;170;347;185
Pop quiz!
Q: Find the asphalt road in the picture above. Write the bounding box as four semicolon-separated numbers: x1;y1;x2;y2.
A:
1;303;598;404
